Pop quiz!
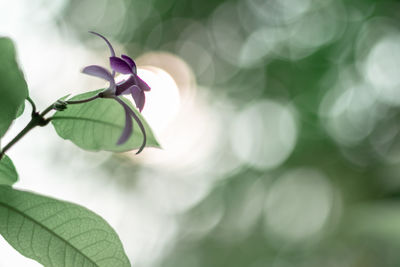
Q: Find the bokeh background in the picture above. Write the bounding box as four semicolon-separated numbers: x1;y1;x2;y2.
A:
1;0;400;266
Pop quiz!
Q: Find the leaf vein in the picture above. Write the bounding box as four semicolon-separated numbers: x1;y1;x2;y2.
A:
0;201;100;266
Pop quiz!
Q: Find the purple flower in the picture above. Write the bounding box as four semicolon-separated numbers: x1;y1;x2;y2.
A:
82;32;150;153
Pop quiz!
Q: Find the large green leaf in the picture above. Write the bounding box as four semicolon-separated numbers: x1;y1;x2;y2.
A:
0;155;18;186
51;90;160;152
0;37;29;138
0;185;131;267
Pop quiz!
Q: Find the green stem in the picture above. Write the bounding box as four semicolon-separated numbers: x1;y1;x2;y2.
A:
27;96;37;114
40;103;56;117
66;94;99;104
0;115;40;160
0;94;99;160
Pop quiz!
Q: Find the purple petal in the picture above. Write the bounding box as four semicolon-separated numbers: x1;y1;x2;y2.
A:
127;106;147;154
114;97;133;145
89;31;116;57
110;56;133;75
135;75;151;91
114;96;147;154
130;86;146;112
121;55;137;74
116;75;136;95
82;65;115;89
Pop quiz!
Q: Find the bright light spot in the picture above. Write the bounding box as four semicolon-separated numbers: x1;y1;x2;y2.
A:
272;2;345;60
320;83;378;146
244;0;311;25
290;9;342;49
136;52;196;99
136;52;223;177
364;34;400;105
142;93;221;173
239;27;279;67
270;0;312;22
230;100;297;170
139;67;181;134
264;168;334;242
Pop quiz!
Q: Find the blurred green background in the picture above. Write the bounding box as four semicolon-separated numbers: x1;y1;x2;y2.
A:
2;0;400;266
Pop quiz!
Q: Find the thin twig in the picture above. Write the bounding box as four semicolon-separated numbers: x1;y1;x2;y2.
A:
66;94;100;105
26;96;37;114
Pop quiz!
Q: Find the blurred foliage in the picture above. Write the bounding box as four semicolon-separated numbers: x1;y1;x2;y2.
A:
0;37;28;138
56;0;400;266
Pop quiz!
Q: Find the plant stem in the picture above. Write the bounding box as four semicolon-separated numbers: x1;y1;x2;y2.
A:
40;103;56;117
0;117;38;160
27;96;37;114
66;94;99;104
0;94;99;160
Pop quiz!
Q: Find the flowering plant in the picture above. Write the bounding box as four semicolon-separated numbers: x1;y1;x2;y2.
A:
0;33;159;266
81;32;151;152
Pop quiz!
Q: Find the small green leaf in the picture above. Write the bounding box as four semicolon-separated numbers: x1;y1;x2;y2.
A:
0;155;18;186
0;185;131;267
0;37;29;138
51;90;160;152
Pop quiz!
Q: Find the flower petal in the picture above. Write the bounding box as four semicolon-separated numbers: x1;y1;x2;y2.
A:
114;97;133;145
135;75;151;91
110;56;133;74
89;31;116;57
130;85;145;112
121;54;137;74
115;75;136;95
82;65;115;87
114;96;147;154
82;65;116;95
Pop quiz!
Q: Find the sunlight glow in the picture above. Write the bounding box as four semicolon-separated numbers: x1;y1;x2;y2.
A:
365;34;400;105
139;67;181;134
320;83;378;146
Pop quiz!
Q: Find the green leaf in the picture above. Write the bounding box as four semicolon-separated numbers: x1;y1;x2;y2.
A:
0;37;29;138
0;155;18;186
16;102;25;118
0;185;131;267
51;90;160;152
